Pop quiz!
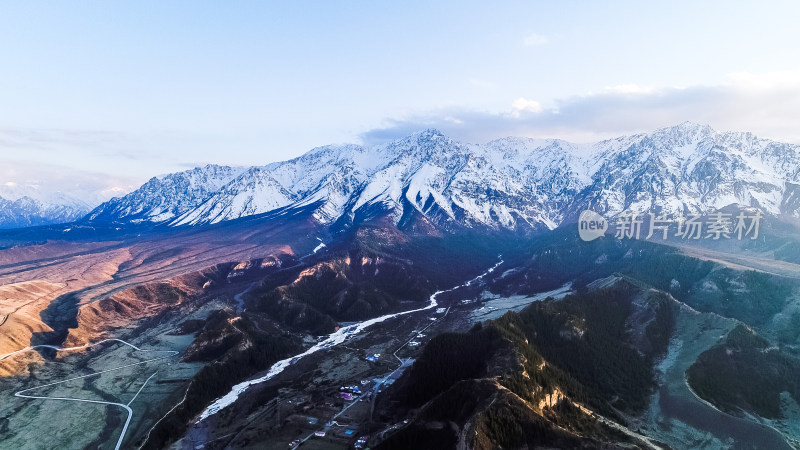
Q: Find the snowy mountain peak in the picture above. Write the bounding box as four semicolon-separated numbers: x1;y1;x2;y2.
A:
408;128;447;140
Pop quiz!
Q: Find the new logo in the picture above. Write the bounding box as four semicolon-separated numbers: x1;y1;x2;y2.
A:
578;210;608;241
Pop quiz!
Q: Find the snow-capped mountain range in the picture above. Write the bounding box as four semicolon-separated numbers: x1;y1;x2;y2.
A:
0;160;138;229
86;123;800;231
0;195;89;229
0;183;97;229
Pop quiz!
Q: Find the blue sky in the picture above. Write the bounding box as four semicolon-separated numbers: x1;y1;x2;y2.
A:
1;1;800;189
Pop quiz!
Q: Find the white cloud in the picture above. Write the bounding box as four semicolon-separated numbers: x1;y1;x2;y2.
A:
523;32;549;47
510;97;543;117
360;70;800;145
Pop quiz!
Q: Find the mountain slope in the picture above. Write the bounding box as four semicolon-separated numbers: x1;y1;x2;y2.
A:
374;279;671;449
566;122;800;220
172;167;297;226
86;164;245;224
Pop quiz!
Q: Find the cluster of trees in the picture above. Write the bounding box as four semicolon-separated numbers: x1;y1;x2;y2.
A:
644;292;677;356
393;326;503;408
481;404;526;448
483;398;627;448
688;324;800;419
514;285;660;416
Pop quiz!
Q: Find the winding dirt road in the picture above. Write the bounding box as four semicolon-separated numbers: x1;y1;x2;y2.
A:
2;338;178;450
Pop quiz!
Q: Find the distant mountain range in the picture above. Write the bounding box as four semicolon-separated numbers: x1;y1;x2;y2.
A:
84;123;800;232
0;182;97;229
3;122;799;230
0;163;137;229
0;195;89;229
